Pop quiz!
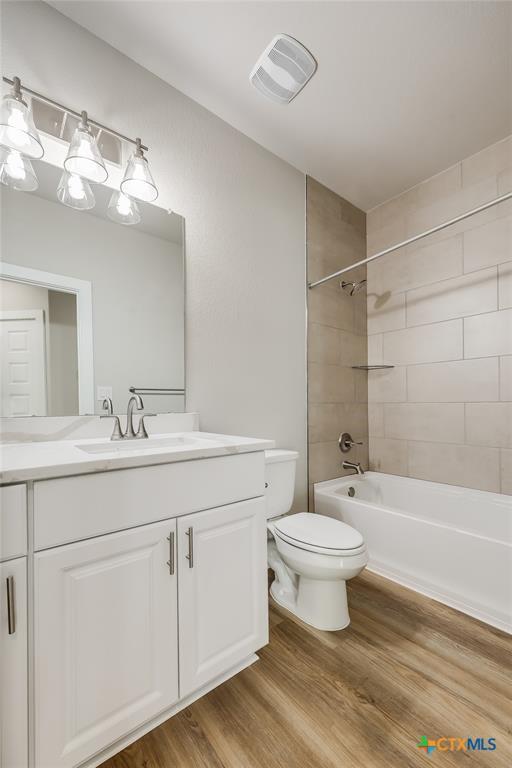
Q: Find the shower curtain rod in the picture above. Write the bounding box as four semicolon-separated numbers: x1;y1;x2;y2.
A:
308;190;512;289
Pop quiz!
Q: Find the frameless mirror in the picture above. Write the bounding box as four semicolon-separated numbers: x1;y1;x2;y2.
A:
0;160;185;417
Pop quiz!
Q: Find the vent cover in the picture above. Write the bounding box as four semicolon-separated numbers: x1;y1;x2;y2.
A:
250;34;317;104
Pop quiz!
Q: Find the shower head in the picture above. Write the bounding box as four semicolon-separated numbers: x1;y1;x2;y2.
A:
340;279;367;296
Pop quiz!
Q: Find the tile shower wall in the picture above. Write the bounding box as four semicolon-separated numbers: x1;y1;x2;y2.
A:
366;136;512;494
307;178;368;509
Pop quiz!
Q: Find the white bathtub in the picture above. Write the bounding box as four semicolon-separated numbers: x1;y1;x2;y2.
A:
314;472;512;633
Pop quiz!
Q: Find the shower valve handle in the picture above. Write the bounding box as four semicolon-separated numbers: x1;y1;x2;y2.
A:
339;432;363;453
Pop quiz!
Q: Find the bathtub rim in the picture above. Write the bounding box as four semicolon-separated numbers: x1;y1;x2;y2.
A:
314;472;511;546
314;471;511;509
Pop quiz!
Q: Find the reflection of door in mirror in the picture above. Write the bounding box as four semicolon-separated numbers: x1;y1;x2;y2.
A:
0;279;78;416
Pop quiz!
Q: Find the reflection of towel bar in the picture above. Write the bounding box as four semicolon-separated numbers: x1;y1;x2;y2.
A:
129;387;185;395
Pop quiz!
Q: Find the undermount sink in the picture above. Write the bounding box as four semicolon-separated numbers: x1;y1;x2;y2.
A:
76;435;200;455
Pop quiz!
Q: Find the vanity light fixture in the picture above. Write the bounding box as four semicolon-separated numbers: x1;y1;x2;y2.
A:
0;146;38;191
64;111;108;183
107;190;141;225
57;170;95;210
120;138;158;202
0;76;44;158
1;76;159;224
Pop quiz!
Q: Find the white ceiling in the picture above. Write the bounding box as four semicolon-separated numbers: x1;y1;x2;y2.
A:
48;1;512;211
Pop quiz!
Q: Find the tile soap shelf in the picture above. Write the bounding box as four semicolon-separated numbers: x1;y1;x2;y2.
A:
351;365;395;370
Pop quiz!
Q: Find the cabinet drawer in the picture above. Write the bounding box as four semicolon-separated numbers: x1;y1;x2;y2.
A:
0;485;27;561
34;452;265;550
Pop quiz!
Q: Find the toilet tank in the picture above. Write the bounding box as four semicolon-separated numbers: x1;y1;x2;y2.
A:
264;449;299;520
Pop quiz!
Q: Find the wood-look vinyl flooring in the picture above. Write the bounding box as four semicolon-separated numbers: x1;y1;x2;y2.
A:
101;571;512;768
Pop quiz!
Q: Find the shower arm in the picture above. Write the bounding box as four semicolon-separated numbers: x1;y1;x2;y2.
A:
308;190;512;289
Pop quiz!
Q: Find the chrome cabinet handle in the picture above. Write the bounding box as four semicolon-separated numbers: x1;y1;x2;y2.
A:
166;531;175;575
185;527;194;568
6;576;15;635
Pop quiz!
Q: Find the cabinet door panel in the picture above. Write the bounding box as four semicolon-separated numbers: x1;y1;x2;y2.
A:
0;557;28;768
35;520;178;768
178;498;268;697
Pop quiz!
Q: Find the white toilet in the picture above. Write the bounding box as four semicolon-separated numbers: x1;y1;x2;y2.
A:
265;449;368;631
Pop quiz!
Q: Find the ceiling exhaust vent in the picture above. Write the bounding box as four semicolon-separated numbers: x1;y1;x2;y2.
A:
250;34;317;104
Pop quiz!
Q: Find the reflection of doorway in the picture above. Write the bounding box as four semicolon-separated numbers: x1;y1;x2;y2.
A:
0;309;47;416
0;263;93;414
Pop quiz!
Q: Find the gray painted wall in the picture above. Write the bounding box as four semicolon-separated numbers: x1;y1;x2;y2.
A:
2;1;307;507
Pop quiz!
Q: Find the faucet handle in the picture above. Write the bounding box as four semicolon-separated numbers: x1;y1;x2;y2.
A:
339;432;363;453
102;397;114;415
135;414;157;439
100;414;124;441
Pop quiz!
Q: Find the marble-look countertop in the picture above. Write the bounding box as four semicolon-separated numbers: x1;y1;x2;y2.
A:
0;432;275;483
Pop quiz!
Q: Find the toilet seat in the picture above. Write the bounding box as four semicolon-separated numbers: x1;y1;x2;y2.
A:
271;512;366;557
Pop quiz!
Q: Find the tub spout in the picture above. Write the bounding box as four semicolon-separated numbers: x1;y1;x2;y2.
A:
342;460;365;476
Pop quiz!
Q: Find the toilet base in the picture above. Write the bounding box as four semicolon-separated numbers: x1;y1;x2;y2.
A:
270;577;350;632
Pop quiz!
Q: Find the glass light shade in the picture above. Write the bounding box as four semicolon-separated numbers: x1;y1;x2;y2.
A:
0;94;44;158
0;147;38;191
107;190;141;225
64;125;108;183
57;171;95;210
120;153;158;202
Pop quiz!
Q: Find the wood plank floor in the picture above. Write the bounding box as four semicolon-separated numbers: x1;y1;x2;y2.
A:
101;572;512;768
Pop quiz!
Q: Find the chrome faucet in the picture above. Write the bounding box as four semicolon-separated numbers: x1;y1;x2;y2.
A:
101;395;155;441
125;395;144;438
342;460;365;476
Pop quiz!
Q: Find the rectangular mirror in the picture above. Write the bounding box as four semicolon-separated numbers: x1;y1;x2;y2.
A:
0;160;185;417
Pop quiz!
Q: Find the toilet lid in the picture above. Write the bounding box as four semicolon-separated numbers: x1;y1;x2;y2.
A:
273;513;364;552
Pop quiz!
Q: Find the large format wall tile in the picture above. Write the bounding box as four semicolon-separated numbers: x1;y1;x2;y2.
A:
368;403;384;437
367;333;383;365
367;292;406;334
308;362;355;404
406;267;497;327
463;216;512;273
383;320;463;365
407;358;499;402
498;262;512;309
367;235;463;295
466;403;512;449
308;322;342;365
368;437;408;475
367;135;512;494
307;177;367;502
368;366;407;403
464;309;512;358
461;136;512;188
500;449;512;494
308;288;355;331
407;442;501;493
384;403;465;443
500;356;512;400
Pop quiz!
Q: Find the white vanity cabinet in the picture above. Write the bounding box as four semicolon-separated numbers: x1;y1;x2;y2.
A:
0;484;28;768
178;498;268;697
0;556;28;768
25;451;268;768
34;520;180;768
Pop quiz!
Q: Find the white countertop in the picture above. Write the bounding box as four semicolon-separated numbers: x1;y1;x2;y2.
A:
0;432;275;483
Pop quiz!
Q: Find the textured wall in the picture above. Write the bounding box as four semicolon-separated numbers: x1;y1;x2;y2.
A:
2;1;308;507
306;178;368;509
366;136;512;494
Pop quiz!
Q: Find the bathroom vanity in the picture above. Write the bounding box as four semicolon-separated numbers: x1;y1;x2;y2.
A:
0;431;272;768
